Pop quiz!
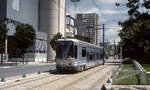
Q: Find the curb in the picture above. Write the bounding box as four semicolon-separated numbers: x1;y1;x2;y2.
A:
0;72;50;84
0;62;56;69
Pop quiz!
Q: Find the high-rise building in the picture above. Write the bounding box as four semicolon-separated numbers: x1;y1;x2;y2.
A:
65;15;77;37
76;13;100;45
0;0;66;62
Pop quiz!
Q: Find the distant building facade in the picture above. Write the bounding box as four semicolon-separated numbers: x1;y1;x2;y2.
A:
0;0;66;62
76;13;100;45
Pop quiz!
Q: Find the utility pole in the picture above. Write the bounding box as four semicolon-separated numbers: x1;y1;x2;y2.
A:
102;24;105;65
114;39;115;60
64;0;67;38
5;20;8;54
120;44;123;64
121;45;122;59
5;35;8;54
4;20;9;62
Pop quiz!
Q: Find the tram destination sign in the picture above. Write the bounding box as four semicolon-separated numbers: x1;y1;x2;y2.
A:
71;0;80;2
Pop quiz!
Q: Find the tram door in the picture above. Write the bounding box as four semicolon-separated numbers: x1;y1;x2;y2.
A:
87;52;90;62
81;47;87;61
78;44;87;62
78;45;82;61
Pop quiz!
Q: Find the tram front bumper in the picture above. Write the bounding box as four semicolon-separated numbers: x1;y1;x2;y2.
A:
56;65;79;71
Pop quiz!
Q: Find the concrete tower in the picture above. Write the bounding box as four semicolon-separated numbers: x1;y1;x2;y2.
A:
39;0;66;61
59;0;66;37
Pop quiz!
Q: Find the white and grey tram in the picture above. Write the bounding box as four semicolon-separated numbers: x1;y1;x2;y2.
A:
55;39;104;71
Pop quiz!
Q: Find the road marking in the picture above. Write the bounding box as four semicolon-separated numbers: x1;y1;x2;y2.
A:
0;66;12;69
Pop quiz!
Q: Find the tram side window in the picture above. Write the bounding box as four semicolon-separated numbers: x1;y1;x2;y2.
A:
82;47;86;57
96;53;100;59
74;45;78;58
87;52;90;61
90;54;93;60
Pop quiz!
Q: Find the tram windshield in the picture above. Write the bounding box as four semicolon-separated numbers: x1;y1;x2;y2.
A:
56;41;74;59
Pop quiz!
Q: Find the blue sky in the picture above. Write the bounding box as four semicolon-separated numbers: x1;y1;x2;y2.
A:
67;0;129;42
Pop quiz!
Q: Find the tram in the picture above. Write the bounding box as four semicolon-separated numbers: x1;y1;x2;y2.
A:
55;39;104;71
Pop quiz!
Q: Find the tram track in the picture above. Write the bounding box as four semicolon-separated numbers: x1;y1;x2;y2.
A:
25;75;69;90
17;65;105;90
60;65;109;90
0;73;55;89
25;65;106;90
89;65;119;90
0;65;111;90
0;73;71;90
88;67;113;90
26;65;109;90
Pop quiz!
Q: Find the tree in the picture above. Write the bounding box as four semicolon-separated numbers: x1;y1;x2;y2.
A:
0;21;6;53
116;0;150;18
117;0;150;63
50;33;62;51
126;0;149;18
14;24;36;61
7;36;19;58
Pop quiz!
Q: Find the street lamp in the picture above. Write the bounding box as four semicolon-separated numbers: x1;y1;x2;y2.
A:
71;0;80;39
5;29;9;54
4;18;15;62
114;39;115;60
4;19;10;62
71;0;80;16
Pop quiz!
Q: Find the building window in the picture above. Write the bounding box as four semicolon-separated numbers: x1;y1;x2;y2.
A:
12;0;20;11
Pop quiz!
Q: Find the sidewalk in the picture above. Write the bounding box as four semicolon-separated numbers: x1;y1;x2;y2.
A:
0;61;55;68
0;62;56;83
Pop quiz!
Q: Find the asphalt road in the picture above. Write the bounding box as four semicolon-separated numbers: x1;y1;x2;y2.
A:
0;64;56;78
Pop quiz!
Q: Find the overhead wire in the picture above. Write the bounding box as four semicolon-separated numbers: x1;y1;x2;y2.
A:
91;0;123;41
91;0;109;24
91;0;124;30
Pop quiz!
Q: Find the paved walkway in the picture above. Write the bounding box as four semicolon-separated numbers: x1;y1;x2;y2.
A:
0;62;56;69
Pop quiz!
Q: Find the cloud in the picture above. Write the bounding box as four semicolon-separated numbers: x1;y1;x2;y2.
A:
102;9;128;15
109;37;121;45
96;0;118;4
100;18;107;23
103;10;119;14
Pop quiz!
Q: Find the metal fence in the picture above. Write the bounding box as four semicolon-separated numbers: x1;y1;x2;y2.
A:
112;60;150;85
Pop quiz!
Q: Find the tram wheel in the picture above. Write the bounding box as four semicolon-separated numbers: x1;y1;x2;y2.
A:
80;66;84;71
83;65;86;70
56;66;62;71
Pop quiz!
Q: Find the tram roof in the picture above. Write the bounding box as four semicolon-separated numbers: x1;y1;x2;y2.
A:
58;39;102;48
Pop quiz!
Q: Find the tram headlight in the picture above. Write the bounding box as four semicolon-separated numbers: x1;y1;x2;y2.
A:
74;61;78;66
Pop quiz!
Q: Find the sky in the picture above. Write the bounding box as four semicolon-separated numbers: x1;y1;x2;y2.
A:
66;0;129;42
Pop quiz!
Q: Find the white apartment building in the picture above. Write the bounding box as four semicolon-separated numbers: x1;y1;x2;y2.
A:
76;13;100;45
